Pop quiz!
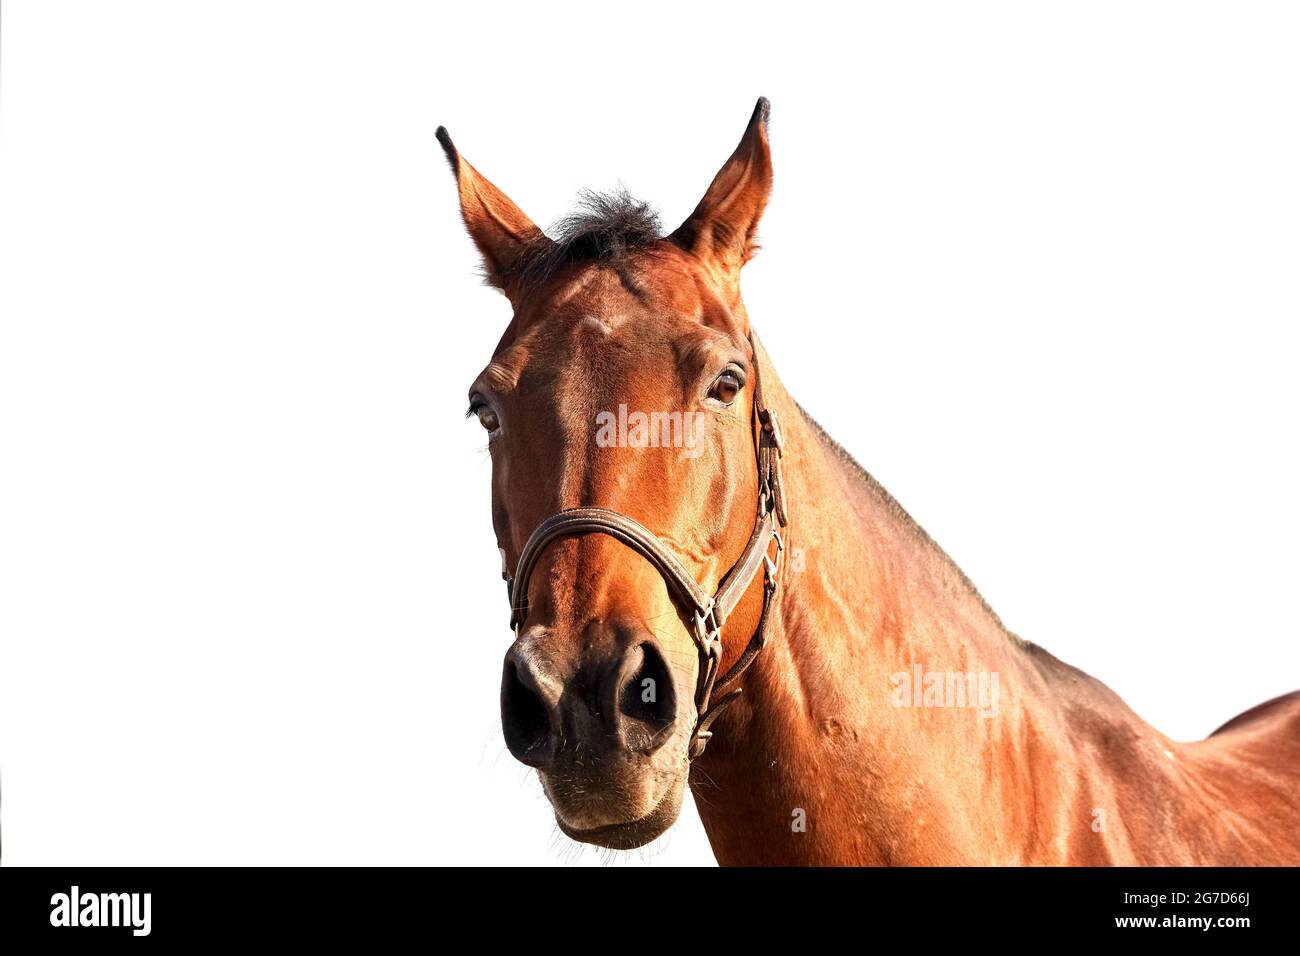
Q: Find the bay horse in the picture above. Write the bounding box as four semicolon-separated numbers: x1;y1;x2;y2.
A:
437;98;1300;865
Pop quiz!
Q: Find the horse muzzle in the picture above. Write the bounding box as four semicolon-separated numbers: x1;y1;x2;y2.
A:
500;623;696;841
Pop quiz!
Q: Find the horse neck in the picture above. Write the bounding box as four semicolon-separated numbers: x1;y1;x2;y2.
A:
692;347;1109;864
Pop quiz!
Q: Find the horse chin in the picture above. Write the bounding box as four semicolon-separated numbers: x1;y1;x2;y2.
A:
552;772;687;850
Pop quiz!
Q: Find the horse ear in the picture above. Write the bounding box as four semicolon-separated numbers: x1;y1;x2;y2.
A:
436;126;550;300
669;97;773;283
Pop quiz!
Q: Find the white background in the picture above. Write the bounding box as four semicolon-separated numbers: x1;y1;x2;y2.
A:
2;1;1297;866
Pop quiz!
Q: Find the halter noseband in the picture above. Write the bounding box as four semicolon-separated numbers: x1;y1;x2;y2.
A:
503;333;789;759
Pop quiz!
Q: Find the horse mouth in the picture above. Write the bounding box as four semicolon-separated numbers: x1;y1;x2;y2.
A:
553;774;686;850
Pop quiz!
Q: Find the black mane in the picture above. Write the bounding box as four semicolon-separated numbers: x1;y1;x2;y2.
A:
509;188;664;293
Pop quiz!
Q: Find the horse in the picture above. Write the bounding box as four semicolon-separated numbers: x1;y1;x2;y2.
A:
437;98;1300;865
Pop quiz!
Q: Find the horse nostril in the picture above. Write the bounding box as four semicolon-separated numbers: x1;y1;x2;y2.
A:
618;641;677;752
501;659;552;766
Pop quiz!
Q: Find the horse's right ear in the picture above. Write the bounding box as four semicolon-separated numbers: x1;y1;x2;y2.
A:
436;126;550;301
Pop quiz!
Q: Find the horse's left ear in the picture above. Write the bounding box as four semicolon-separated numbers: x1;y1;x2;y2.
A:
436;125;550;302
669;97;773;284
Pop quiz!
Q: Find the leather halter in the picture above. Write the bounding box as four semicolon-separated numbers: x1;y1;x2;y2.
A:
504;334;789;759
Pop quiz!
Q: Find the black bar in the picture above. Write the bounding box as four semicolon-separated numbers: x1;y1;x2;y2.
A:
2;866;1296;943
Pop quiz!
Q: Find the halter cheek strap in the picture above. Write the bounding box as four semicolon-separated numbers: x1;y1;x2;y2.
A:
503;333;789;759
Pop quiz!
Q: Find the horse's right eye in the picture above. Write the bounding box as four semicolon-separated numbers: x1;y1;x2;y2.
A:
476;406;500;434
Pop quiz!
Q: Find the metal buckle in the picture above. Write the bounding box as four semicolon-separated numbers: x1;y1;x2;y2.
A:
763;528;784;587
760;408;784;455
693;603;723;653
690;604;725;759
759;470;782;519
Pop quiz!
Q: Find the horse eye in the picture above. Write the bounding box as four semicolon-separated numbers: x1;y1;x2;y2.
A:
476;405;500;434
709;370;743;405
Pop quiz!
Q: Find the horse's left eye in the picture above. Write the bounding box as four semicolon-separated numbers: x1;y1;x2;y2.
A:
709;370;743;405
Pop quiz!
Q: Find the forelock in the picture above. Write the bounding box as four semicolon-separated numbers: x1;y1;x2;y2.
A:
508;188;664;295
